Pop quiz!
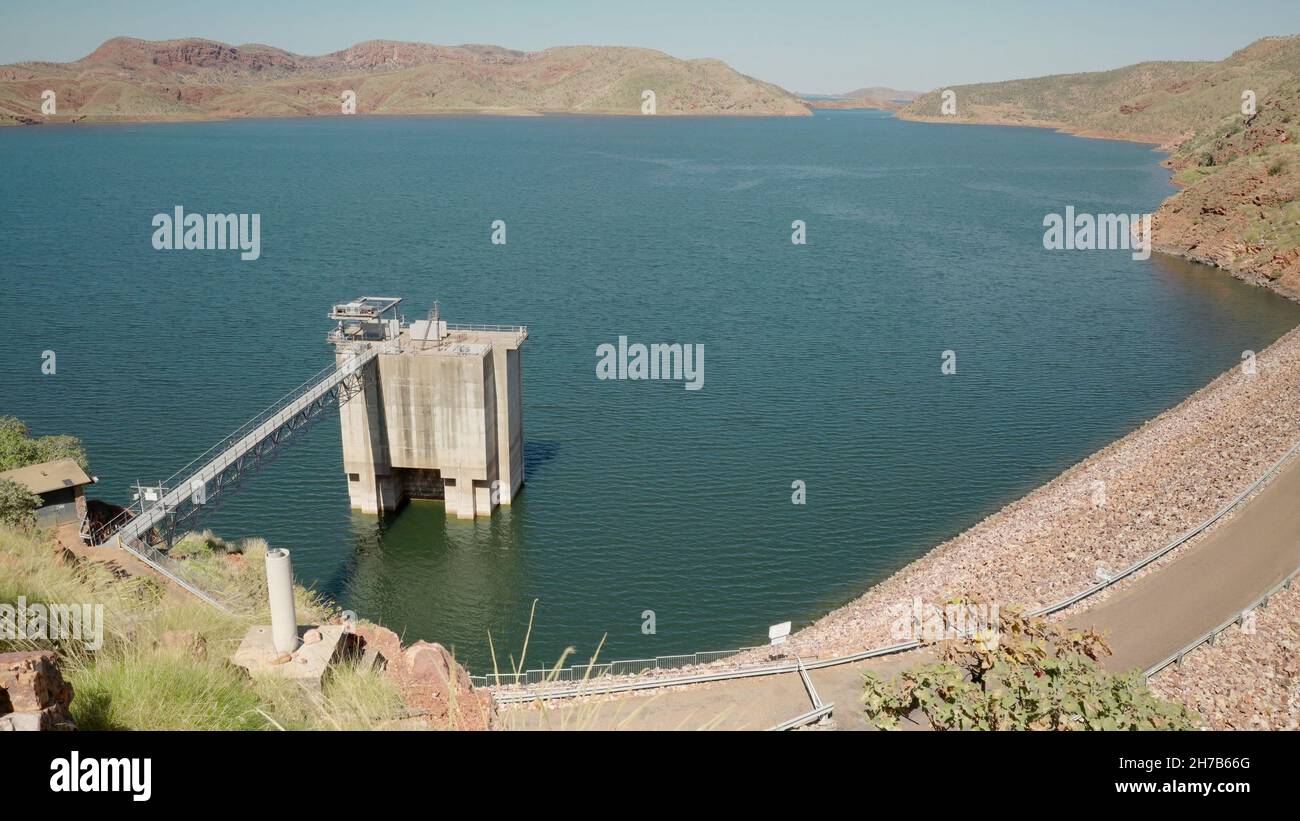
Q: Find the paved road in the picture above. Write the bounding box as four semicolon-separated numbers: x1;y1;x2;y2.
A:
501;654;929;731
1070;454;1300;674
502;455;1300;730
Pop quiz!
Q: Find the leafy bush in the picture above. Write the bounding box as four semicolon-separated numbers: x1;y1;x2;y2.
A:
0;477;40;527
0;416;88;471
862;601;1199;730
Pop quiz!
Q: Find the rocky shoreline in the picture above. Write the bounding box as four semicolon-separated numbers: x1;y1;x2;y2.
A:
897;115;1299;304
895;111;1176;145
498;305;1300;713
1150;84;1300;301
1149;580;1299;729
734;314;1300;663
897;60;1300;305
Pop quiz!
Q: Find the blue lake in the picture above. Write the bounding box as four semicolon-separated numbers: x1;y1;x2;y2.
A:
2;109;1297;672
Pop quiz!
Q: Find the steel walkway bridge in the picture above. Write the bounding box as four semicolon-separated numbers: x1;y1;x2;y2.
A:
91;347;381;610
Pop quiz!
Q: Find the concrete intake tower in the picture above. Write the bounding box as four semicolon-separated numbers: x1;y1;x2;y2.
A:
328;297;527;519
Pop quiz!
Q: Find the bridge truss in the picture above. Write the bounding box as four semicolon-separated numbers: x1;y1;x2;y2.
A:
92;348;380;588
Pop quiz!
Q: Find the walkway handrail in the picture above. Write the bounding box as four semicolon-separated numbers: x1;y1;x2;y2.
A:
1143;562;1300;679
769;704;835;732
118;533;233;614
444;323;527;334
471;647;759;688
92;349;384;612
1032;436;1300;617
92;349;378;545
492;639;925;702
157;357;357;493
491;435;1300;703
442;323;528;346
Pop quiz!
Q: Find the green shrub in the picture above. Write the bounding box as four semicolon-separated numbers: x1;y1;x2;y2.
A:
862;601;1199;730
0;416;88;471
0;477;40;527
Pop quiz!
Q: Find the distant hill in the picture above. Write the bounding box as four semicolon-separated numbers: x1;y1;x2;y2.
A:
0;37;811;123
841;86;921;103
901;36;1300;143
803;86;920;111
900;36;1300;296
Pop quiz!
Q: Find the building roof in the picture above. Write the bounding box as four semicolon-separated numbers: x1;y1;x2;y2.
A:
0;458;93;495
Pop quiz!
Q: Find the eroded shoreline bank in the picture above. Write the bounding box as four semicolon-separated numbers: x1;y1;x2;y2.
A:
896;109;1300;302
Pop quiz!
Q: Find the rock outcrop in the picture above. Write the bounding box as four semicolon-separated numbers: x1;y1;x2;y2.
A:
1152;84;1300;298
0;650;76;731
353;623;494;730
899;35;1300;294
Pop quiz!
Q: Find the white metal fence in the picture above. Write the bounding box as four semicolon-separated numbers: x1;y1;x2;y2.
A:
488;437;1300;703
469;647;756;688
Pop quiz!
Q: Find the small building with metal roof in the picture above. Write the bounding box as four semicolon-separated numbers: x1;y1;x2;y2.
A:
0;458;96;528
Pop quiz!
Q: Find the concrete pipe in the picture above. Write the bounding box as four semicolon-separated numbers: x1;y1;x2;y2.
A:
265;548;299;654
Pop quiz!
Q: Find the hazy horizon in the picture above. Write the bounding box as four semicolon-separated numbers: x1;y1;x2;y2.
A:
2;0;1299;94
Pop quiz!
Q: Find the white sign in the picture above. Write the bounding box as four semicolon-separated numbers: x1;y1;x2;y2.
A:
768;621;791;645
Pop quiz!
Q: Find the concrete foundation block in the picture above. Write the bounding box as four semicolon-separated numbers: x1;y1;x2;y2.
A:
230;624;347;692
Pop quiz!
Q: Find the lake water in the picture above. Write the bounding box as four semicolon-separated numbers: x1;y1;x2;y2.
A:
2;110;1297;673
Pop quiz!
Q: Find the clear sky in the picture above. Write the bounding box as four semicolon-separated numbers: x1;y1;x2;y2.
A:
2;0;1298;93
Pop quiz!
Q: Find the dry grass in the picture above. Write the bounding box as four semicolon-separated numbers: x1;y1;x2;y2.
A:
0;524;411;730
